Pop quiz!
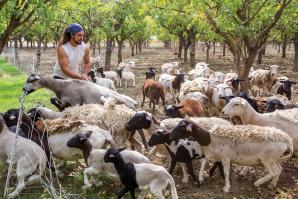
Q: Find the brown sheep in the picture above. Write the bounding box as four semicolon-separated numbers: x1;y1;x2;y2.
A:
164;98;205;118
142;79;166;114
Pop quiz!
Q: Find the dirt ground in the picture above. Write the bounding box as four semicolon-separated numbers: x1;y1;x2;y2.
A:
2;43;298;198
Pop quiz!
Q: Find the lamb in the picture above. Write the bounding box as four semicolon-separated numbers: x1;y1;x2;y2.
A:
116;69;136;88
90;56;101;68
164;98;205;118
169;119;293;192
209;71;225;84
66;132;150;189
23;74;137;110
265;99;285;113
118;60;135;72
148;129;218;185
104;147;178;199
277;79;296;100
142;79;165;114
0;115;47;198
159;73;185;102
212;83;234;110
222;97;298;151
96;67;118;82
87;70;116;91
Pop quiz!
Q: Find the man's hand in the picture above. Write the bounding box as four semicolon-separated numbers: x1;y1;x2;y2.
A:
81;74;89;80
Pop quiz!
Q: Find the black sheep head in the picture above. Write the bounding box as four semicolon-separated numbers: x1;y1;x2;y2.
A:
104;147;126;163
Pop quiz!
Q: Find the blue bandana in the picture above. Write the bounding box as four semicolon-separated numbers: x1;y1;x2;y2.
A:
66;23;83;36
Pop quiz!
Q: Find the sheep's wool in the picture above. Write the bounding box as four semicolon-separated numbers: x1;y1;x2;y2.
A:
190;117;231;130
160;118;183;131
210;125;292;144
39;118;86;134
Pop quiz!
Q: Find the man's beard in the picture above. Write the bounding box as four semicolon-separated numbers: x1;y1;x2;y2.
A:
74;40;82;45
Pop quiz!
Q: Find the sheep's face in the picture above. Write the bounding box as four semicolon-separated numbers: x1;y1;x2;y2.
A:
148;129;169;146
170;120;192;141
3;109;19;127
67;131;92;149
104;147;126;163
265;99;285;113
27;108;43;122
222;97;246;117
23;74;42;95
125;111;152;131
164;105;183;118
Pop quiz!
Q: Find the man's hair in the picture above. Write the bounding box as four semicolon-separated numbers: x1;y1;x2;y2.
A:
58;23;83;46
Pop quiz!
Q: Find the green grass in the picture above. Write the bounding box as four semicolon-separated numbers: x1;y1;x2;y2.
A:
0;58;56;112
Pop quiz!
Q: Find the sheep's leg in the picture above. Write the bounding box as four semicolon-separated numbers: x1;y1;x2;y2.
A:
132;79;136;87
141;92;146;107
209;161;225;178
254;161;275;187
199;158;207;184
26;174;41;186
152;101;155;114
150;181;165;199
117;186;129;199
186;161;199;185
129;189;136;199
125;80;127;88
168;159;177;175
239;166;250;176
269;162;282;189
222;159;231;193
8;175;25;198
179;163;189;184
147;146;158;158
83;167;100;189
138;190;147;199
137;129;149;152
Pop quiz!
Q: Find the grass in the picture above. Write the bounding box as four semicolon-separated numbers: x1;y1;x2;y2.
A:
0;58;55;112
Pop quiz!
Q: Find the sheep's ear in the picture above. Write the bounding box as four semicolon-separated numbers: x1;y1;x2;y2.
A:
118;147;126;152
175;105;184;110
290;81;297;84
145;114;152;122
186;123;192;132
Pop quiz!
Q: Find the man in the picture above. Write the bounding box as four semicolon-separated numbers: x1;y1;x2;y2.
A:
53;23;90;80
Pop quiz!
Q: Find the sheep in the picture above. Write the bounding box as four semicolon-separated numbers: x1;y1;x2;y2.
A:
96;68;119;86
265;99;285;113
212;83;234;111
187;67;213;80
90;56;101;68
169;119;293;192
104;147;178;199
209;71;226;84
225;78;244;94
87;70;116;91
148;129;214;185
164;98;205;118
159;73;185;102
277;80;296;100
3;109;53;170
118;60;135;72
161;62;180;75
0;115;47;198
66;131;150;189
116;69;135;88
249;65;279;96
142;79;165;114
144;67;156;80
23;74;137;110
27;106;64;122
222;97;298;151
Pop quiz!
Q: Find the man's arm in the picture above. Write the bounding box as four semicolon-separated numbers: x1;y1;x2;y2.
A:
57;46;83;80
82;47;91;76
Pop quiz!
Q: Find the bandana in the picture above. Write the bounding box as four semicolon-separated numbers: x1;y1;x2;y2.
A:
66;23;83;36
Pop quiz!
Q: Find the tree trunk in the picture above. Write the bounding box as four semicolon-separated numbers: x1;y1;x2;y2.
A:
233;50;242;75
18;37;22;49
105;38;113;70
138;40;143;53
43;38;48;52
92;42;96;56
277;43;280;53
178;37;183;59
135;44;138;54
98;42;101;54
117;39;124;64
131;41;135;57
206;44;210;64
9;41;12;47
213;42;216;55
293;32;298;72
190;31;196;68
282;36;287;58
183;45;188;63
30;40;33;48
257;48;265;64
35;40;42;72
14;38;19;66
222;43;226;57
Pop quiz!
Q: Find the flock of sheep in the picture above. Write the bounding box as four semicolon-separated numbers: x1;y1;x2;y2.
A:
0;57;297;198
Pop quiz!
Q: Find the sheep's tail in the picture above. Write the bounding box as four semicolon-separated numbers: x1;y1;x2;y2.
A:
279;140;294;162
166;172;178;199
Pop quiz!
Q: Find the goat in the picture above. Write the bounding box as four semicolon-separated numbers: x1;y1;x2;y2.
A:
142;79;165;114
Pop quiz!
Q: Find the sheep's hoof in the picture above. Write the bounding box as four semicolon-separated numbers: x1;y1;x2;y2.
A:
223;186;230;193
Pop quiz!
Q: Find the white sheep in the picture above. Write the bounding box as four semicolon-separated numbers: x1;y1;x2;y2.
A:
170;120;293;193
0;115;47;198
116;70;135;88
88;70;116;91
212;83;234;110
222;97;298;151
66;132;150;189
161;62;180;75
96;68;119;83
118;60;135;72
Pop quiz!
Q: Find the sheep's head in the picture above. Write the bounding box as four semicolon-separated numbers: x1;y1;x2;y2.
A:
222;97;247;117
125;111;153;131
87;71;96;82
148;129;169;147
265;99;285;113
103;147;126;163
96;68;105;78
67;131;92;149
170;119;192;141
23;74;42;95
164;105;183;118
2;109;19;127
27;107;43;122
